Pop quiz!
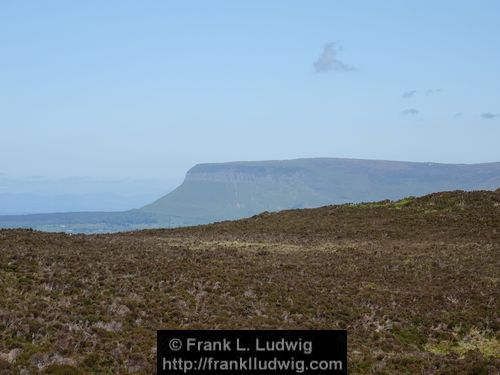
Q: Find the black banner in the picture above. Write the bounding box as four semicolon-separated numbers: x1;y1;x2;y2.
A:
157;330;347;374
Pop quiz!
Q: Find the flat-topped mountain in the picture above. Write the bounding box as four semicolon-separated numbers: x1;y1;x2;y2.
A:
1;157;499;232
140;158;500;225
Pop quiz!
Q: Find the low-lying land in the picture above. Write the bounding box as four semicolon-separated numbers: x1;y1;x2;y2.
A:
0;190;499;374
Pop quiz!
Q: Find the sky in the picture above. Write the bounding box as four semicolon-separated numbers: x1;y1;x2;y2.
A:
1;0;499;184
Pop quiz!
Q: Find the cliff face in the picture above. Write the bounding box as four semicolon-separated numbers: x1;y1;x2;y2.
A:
184;164;309;184
140;162;318;226
139;158;500;226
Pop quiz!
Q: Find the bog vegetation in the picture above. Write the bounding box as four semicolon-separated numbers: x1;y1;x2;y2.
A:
0;190;499;374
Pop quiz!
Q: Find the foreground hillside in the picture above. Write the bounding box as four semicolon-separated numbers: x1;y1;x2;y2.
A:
0;190;499;374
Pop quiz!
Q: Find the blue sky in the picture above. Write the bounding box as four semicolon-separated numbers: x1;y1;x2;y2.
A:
1;0;499;182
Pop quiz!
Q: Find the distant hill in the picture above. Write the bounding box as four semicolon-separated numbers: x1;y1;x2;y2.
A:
140;158;500;225
1;158;499;232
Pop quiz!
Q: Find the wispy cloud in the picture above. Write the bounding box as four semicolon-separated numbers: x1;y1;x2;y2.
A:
480;113;499;119
401;90;417;99
425;88;443;95
313;42;356;73
400;108;419;116
453;112;463;118
400;88;443;99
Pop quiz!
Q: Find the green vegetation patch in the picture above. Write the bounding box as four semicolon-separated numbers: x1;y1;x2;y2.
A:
424;328;500;358
393;196;415;209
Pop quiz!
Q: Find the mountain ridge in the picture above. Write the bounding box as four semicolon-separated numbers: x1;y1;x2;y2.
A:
140;157;500;224
1;157;499;233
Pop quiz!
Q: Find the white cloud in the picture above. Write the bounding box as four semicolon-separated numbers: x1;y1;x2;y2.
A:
313;42;356;73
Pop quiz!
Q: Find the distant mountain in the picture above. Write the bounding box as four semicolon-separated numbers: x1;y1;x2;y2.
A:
1;158;499;232
140;158;500;225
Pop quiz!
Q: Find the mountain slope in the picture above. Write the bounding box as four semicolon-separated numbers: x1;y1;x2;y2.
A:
141;158;500;225
1;158;499;232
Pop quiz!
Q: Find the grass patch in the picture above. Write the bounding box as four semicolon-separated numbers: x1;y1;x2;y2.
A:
393;196;415;209
425;328;500;358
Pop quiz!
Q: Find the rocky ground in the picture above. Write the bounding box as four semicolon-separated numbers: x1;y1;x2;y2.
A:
0;190;499;374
